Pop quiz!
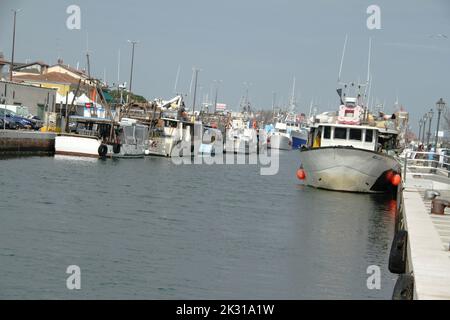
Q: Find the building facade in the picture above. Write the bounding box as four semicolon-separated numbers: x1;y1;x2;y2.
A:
0;80;57;118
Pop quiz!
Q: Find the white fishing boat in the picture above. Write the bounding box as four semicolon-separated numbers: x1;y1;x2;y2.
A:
224;118;259;154
56;116;149;158
102;118;149;158
299;92;402;193
145;117;202;157
199;125;223;155
268;122;292;150
299;36;402;194
55;116;111;158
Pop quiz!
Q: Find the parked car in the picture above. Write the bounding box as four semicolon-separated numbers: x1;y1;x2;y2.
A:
0;109;37;130
27;115;44;130
0;114;19;129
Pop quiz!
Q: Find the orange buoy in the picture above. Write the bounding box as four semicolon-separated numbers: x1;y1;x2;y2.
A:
391;174;401;186
386;170;394;182
296;168;306;180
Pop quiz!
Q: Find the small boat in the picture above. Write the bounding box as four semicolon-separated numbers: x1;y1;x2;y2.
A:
56;116;149;158
55;116;112;158
224;118;259;154
146;117;202;157
102;118;149;158
199;125;223;155
286;121;308;149
268;122;292;150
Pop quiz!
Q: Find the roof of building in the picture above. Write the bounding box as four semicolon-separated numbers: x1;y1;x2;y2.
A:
13;72;80;85
49;63;88;77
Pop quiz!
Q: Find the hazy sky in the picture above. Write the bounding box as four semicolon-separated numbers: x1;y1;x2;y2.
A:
1;0;449;132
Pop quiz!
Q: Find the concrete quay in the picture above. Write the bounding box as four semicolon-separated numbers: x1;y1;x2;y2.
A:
0;130;55;155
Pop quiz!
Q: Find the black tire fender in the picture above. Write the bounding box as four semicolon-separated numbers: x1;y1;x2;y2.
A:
113;143;121;154
392;274;414;300
98;144;108;157
389;230;408;274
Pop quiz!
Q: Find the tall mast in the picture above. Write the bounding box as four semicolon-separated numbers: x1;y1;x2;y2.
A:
338;34;348;84
289;76;296;112
173;65;181;94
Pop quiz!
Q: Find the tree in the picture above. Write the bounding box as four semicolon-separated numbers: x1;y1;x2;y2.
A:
109;89;148;103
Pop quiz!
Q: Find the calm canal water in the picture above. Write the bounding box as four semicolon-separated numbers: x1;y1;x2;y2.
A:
0;151;396;299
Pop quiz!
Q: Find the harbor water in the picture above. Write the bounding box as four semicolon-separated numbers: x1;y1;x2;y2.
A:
0;151;396;299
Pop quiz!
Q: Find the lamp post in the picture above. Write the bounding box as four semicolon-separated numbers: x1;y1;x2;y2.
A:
418;118;423;144
127;40;139;95
422;114;428;144
426;109;434;148
9;9;21;82
434;98;446;149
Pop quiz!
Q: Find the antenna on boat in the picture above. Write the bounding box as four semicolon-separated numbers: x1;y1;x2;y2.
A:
117;49;121;84
173;64;181;94
308;98;313;121
289;76;297;112
338;34;348;84
366;37;372;86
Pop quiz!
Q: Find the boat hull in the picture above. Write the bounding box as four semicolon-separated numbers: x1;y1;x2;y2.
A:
55;134;102;157
291;130;308;149
299;147;401;193
269;134;291;150
107;144;145;158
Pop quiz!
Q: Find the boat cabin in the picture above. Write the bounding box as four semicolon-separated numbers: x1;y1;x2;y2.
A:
309;123;399;154
68;115;113;140
117;118;149;147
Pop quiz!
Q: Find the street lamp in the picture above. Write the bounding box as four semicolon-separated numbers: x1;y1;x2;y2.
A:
426;109;434;147
9;9;21;82
127;40;139;95
418;118;423;144
434;98;446;148
422;114;428;144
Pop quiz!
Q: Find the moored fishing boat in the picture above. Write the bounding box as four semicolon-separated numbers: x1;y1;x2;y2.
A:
299;96;402;193
268;122;292;150
55;116;111;157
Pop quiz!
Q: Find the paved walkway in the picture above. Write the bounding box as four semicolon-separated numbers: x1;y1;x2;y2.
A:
403;173;450;299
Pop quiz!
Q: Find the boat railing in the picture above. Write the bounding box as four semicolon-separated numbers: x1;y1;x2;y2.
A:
76;128;100;137
397;151;450;180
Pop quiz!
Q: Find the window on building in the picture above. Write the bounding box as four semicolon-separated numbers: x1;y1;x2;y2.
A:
323;126;331;139
349;128;362;141
365;130;373;142
334;127;347;140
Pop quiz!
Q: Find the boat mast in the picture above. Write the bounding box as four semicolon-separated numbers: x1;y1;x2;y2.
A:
338;34;348;85
173;65;181;94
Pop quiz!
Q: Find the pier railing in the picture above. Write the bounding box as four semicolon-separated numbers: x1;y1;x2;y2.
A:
397;151;450;180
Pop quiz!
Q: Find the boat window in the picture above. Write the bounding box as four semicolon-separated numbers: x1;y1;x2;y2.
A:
123;125;135;144
349;128;362;141
334;127;347;140
365;129;373;142
323;126;331;139
278;129;287;133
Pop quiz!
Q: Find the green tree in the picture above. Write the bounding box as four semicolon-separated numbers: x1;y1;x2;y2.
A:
109;89;148;103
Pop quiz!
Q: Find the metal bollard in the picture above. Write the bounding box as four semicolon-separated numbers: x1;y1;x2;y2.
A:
431;198;450;215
